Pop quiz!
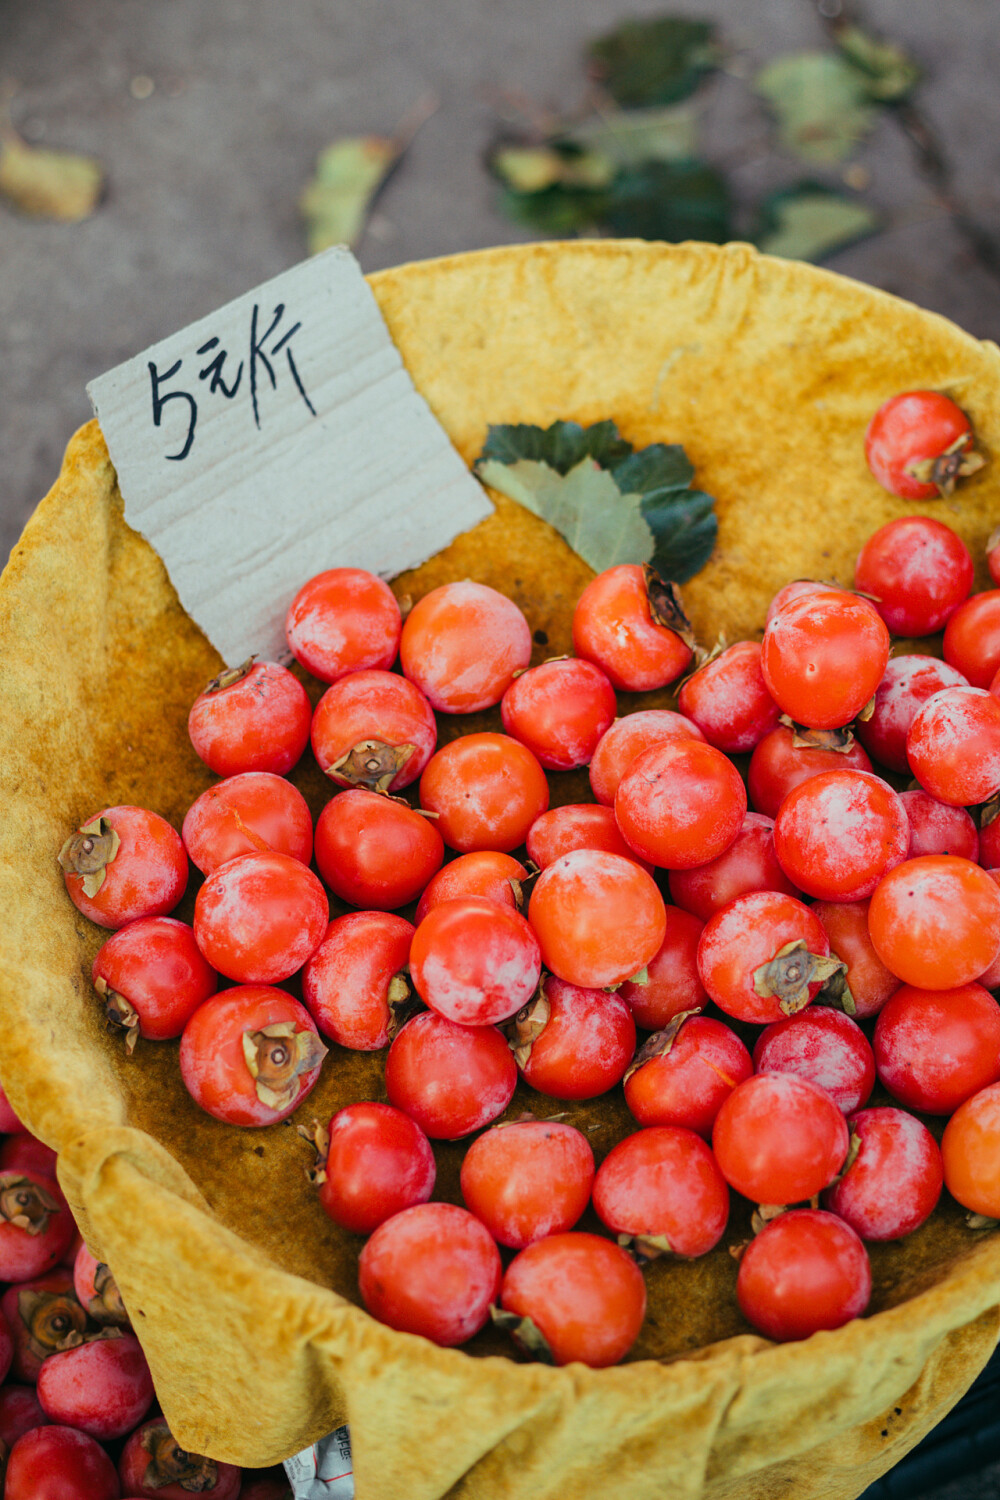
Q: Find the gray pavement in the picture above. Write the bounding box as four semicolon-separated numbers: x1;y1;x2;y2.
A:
3;0;1000;1494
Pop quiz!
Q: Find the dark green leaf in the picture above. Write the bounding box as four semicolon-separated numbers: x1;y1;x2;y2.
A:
601;159;731;243
497;183;605;234
835;24;921;102
755;52;875;163
480;420;632;474
476;458;655;573
587;18;720;107
611;443;694;498
643;489;717;583
755;183;881;262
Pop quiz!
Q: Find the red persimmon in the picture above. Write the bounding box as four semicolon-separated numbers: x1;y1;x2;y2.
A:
773;769;909;903
188;658;311;777
302;911;414;1050
572;563;692;691
867;855;1000;989
615;738;746;870
873;983;1000;1114
854;516;973;636
399;580;531;713
526;803;651;873
410;898;541;1026
182;772;313;874
941;1082;1000;1218
588;709;703;806
0;1172;76;1283
618;907;708;1031
415;851;527;924
748;724;872;820
0;1082;24;1133
697;890;836;1025
313;788;444;909
499;1233;646;1367
982;818;1000;869
311;669;437;793
313;1103;436;1235
285;566;401;683
37;1332;154;1439
900;789;978;861
516;976;636;1100
677;641;780;753
856;654;968;774
74;1243;128;1326
906;686;1000;807
419;733;548;854
713;1074;848;1205
823;1106;943;1240
593;1126;729;1258
460;1118;595;1248
0;1134;56;1180
180;987;326;1127
120;1418;242;1499
765;579;831;626
761;589;890;731
808;900;900;1019
624;1016;753;1136
92;916;217;1049
737;1209;870;1342
1;1272;84;1383
0;1384;47;1447
668;812;800;920
501;657;616;770
194;850;328;984
385;1011;516;1139
752;1009;875;1115
358;1203;501;1346
528;849;665;989
864;390;980;500
7;1425;121;1500
943;590;1000;688
59;805;187;930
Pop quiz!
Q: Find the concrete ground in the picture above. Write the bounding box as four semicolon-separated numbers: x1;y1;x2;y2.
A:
3;0;1000;1494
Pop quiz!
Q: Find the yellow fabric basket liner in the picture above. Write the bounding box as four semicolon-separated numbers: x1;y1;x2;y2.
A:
2;240;1000;1500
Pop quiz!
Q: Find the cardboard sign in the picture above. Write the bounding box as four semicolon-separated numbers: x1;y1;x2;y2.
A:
87;247;492;664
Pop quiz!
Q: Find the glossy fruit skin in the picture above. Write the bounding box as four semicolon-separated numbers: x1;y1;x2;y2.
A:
518;976;636;1100
182;772;313;874
460;1119;595;1248
0;1082;25;1133
697;891;832;1025
6;1424;122;1500
593;1126;729;1257
982;819;1000;870
619;907;708;1031
761;589;890;731
0;1303;12;1384
943;590;1000;688
399;580;532;713
867;855;1000;989
526;803;651;873
900;790;978;862
528;849;666;989
358;1202;501;1346
92;917;218;1042
823;1107;943;1240
37;1333;154;1439
188;659;311;777
854;516;973;636
678;641;780;753
773;770;909;903
73;1243;129;1327
285;567;401;683
2;1271;84;1383
180;986;325;1127
864;390;975;500
0;1134;57;1180
753;1009;875;1116
616;739;747;870
501;657;616;770
410;898;541;1026
311;669;437;793
857;654;969;774
419;733;549;854
0;1383;48;1446
313;789;444;909
942;1082;1000;1217
62;805;188;930
120;1417;241;1499
668;812;800;920
713;1074;849;1204
908;686;1000;807
748;725;872;820
193;850;328;984
415;851;527;924
499;1232;647;1367
809;900;900;1020
588;709;703;805
737;1209;870;1342
766;579;833;627
874;983;1000;1114
572;564;692;691
0;1172;76;1283
317;1103;436;1234
302;912;414;1050
624;1015;752;1135
385;1011;516;1139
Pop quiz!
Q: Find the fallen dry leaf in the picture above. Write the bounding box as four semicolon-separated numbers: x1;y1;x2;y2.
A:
0;129;104;221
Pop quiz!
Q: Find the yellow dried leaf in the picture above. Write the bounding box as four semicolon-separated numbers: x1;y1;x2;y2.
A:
299;137;398;253
0;131;103;221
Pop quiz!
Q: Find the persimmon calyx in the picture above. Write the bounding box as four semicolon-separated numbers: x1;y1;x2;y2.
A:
503;984;551;1068
778;714;856;753
643;565;698;653
966;1212;1000;1230
489;1305;555;1363
203;656;257;695
297;1119;330;1186
16;1288;87;1358
89;1261;129;1324
242;1023;327;1110
753;941;846;1015
904;432;986;497
140;1419;219;1490
94;976;141;1053
623;1009;702;1084
0;1174;61;1235
58;817;120;897
386;973;422;1038
815;965;857;1017
329;739;416;792
617;1232;674;1263
831;1129;862;1186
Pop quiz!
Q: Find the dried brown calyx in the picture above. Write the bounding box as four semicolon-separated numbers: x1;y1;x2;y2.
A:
242;1024;328;1111
622;1009;702;1085
753;941;847;1017
830;1129;862;1186
489;1305;555;1363
966;1212;1000;1231
297;1120;330;1186
643;565;698;654
503;983;551;1068
89;1261;130;1325
16;1287;87;1361
93;975;141;1054
202;655;257;695
617;1232;674;1264
386;972;422;1038
814;964;858;1018
778;714;857;754
140;1420;219;1492
0;1174;61;1235
750;1195;819;1236
57;816;120;898
976;793;1000;830
509;861;541;912
329;739;417;792
904;432;986;497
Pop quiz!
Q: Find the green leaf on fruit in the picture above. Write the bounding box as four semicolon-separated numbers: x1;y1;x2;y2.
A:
834;24;921;102
755;52;875;163
755;183;881;263
587;18;720;107
476;420;717;583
